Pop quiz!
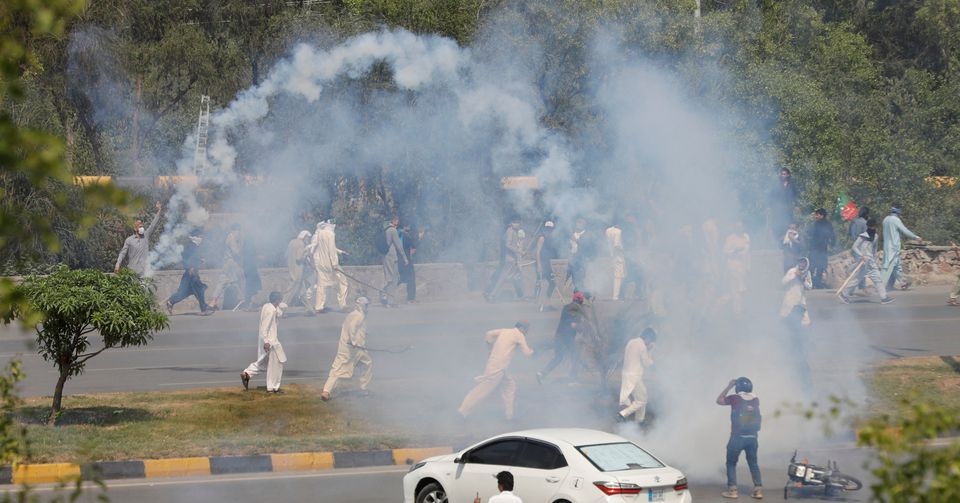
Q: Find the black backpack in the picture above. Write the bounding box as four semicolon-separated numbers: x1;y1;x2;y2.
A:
374;228;390;255
733;398;762;435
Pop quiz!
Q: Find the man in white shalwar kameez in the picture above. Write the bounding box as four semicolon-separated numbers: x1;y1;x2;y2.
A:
615;328;655;423
311;220;349;313
780;257;813;324
240;291;287;393
321;297;371;400
606;223;626;301
458;321;534;421
282;230;312;307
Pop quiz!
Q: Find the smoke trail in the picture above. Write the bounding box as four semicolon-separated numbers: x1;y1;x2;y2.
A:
151;28;577;270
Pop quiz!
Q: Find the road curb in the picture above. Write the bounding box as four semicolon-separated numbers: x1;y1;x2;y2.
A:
0;447;453;485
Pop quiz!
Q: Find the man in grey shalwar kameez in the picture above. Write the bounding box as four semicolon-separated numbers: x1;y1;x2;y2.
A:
380;216;408;307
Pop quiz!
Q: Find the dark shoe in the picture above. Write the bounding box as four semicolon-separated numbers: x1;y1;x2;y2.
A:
881;297;895;305
614;413;627;423
838;295;850;304
269;389;285;394
241;372;250;391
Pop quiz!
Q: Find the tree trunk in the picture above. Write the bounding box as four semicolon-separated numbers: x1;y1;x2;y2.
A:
48;370;69;426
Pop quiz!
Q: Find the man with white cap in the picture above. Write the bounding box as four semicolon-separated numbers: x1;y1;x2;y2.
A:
310;220;349;313
881;203;922;291
458;321;534;421
282;230;312;307
240;291;287;393
321;297;372;400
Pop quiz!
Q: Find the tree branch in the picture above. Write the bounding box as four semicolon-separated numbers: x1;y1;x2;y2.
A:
74;346;109;365
141;75;198;139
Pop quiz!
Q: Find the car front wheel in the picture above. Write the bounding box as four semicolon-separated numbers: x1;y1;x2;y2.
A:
416;482;448;503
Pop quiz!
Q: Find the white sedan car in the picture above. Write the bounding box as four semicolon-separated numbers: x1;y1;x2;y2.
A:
403;428;692;503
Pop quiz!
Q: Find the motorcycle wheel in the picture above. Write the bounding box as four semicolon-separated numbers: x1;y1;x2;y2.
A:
830;473;863;491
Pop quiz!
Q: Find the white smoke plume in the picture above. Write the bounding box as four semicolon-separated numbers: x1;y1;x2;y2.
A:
150;28;576;270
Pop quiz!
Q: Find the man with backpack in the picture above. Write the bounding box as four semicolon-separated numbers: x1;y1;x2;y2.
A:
379;216;408;307
717;377;763;500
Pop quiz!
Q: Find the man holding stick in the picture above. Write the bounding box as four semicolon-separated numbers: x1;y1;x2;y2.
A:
839;219;893;305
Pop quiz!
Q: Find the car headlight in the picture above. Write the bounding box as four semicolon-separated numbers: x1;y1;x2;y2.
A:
409;461;427;473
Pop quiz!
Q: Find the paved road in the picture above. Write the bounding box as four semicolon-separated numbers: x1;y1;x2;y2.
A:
9;445;873;502
1;286;957;398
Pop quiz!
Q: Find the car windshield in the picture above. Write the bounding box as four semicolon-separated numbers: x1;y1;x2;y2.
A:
576;442;664;472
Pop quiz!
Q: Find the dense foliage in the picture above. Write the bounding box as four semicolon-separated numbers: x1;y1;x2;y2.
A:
7;266;168;425
2;0;959;268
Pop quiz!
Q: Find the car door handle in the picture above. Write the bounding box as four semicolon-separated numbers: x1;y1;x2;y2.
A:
545;476;561;483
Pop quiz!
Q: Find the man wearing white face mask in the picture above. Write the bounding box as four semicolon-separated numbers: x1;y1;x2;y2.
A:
115;201;164;277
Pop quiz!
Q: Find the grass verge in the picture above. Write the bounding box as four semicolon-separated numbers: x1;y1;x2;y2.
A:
13;384;409;463
864;355;960;418
12;355;959;463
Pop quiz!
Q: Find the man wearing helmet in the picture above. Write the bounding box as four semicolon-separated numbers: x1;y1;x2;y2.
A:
717;377;763;500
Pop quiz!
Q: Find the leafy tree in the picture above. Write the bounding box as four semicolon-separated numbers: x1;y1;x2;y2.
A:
857;401;960;502
1;0;133;289
6;266;168;425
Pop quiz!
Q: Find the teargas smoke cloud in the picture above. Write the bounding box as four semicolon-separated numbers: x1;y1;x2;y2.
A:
131;6;867;484
150;28;578;270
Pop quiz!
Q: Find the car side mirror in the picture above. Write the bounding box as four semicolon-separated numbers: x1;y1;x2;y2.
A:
454;457;461;463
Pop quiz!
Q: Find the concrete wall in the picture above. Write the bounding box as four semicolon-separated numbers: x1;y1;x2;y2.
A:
157;260;571;313
54;247;960;314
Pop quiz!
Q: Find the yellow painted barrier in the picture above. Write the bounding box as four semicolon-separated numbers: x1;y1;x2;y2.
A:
270;452;335;472
143;457;210;478
392;447;453;466
73;176;113;186
155;176;199;188
12;463;81;485
926;176;958;188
